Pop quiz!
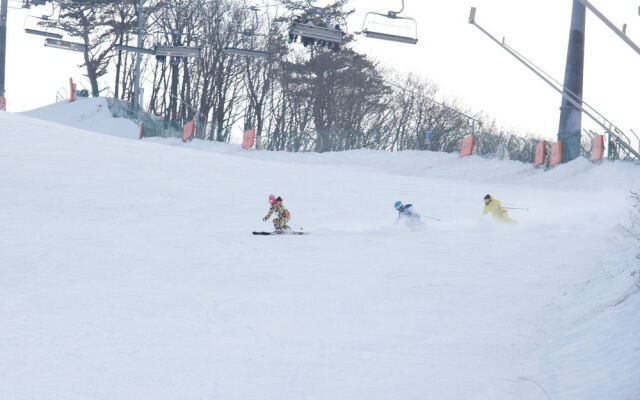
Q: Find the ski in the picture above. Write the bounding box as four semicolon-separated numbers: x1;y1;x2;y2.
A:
252;231;306;235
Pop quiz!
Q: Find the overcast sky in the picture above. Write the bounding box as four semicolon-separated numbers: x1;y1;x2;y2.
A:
4;0;640;141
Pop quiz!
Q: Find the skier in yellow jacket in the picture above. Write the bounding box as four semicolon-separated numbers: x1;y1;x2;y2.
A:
482;194;515;223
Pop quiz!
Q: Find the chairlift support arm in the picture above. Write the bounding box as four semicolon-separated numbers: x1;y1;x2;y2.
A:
239;6;268;37
305;0;324;15
388;0;405;18
468;7;640;159
575;0;640;57
250;5;259;32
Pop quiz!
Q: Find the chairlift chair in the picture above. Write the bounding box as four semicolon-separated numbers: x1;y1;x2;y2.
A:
289;22;345;44
44;38;86;52
25;27;62;39
224;47;271;58
224;29;271;59
24;15;62;39
361;0;418;44
287;0;346;50
223;6;271;58
154;45;201;58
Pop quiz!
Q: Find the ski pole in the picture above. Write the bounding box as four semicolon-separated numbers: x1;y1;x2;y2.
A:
504;207;529;211
423;215;441;222
289;222;305;233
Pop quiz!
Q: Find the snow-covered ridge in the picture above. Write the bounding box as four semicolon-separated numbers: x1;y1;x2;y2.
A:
1;104;638;399
21;97;140;140
21;97;640;190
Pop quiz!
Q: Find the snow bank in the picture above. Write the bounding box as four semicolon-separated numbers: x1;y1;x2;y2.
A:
21;97;140;140
0;106;639;400
538;244;640;400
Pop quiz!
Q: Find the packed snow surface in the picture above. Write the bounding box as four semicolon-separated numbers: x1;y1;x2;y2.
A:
1;105;639;400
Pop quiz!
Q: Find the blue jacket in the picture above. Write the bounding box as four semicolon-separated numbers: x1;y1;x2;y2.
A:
398;204;418;218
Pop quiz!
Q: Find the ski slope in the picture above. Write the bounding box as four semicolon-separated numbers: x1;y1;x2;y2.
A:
1;103;639;400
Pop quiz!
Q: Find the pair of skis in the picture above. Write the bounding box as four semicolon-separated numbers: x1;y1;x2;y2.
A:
252;230;306;236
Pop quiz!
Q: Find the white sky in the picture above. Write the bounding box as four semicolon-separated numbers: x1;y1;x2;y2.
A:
4;0;640;141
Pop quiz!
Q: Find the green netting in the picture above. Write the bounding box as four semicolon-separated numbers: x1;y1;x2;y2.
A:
107;98;204;139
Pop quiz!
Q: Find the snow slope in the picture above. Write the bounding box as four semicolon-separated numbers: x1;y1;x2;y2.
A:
21;97;140;140
0;108;639;400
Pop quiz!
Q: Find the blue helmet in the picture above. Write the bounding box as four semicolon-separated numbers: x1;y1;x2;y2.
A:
394;201;403;210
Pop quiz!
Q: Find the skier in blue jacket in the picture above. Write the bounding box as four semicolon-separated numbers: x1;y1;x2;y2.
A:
394;201;422;227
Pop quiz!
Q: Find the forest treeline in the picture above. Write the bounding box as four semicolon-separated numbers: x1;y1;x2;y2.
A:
47;0;541;161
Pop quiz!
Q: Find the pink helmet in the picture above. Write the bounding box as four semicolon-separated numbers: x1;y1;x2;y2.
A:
268;194;276;203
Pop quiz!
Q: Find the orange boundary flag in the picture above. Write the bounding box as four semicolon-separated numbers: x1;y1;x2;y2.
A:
182;120;195;142
549;141;562;167
534;141;546;167
460;135;474;158
69;78;75;103
242;129;256;149
590;135;604;161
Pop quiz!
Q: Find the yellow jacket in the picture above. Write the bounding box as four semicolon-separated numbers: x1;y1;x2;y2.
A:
482;196;514;223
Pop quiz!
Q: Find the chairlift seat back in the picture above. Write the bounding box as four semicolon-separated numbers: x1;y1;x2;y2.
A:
290;22;345;44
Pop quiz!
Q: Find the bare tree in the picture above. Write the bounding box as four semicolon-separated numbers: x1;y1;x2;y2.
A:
50;0;132;97
95;0;547;161
109;1;140;99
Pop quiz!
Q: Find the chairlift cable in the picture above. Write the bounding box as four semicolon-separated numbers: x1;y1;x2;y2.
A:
470;8;640;159
383;79;482;126
503;38;631;146
502;41;610;126
391;0;405;16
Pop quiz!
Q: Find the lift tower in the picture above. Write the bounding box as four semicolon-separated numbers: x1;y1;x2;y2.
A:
0;0;8;110
558;0;586;162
